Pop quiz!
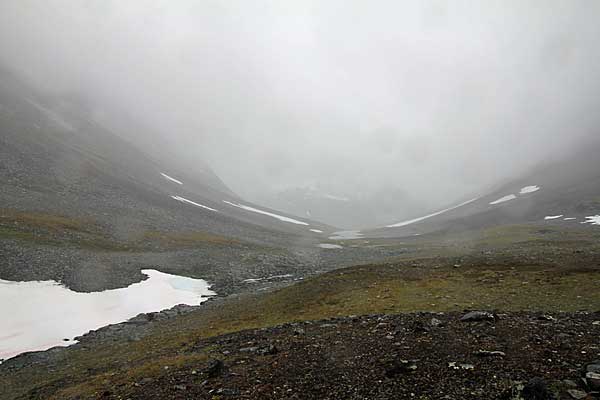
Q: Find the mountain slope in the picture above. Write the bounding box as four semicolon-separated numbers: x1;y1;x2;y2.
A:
0;69;337;293
371;144;600;238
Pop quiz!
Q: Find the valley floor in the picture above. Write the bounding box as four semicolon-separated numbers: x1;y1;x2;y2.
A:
1;223;600;399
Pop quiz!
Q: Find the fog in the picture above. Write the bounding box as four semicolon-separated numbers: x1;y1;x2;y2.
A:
1;1;599;228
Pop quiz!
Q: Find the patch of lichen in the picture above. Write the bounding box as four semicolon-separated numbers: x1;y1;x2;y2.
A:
142;230;241;248
0;209;244;251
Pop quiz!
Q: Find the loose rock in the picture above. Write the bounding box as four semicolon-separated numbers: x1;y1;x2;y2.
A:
460;311;497;322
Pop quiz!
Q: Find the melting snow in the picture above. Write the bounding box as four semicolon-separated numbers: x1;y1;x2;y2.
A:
387;198;479;228
520;185;540;194
161;173;183;185
171;195;217;212
223;201;309;225
582;215;600;226
564;217;577;221
243;274;293;283
322;194;350;202
328;230;363;240
544;215;564;220
318;244;343;249
0;270;214;360
310;229;323;233
489;194;517;205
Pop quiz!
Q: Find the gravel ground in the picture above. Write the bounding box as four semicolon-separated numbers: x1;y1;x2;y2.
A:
21;311;600;400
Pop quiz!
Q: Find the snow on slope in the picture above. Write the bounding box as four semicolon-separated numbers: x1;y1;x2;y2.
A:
318;244;343;249
161;173;183;185
322;194;350;202
582;215;600;226
544;215;564;220
171;195;217;212
490;186;541;205
328;230;363;240
223;201;309;226
489;194;517;205
386;198;480;228
520;185;540;194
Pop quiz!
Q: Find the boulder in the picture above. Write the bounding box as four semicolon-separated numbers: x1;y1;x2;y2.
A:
460;311;497;322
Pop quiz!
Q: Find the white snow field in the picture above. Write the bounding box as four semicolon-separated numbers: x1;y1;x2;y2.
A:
161;172;183;185
489;194;517;205
386;198;479;228
520;185;540;194
0;270;214;360
171;195;217;212
243;274;294;283
322;194;350;202
223;201;309;225
582;215;600;226
328;230;364;240
318;244;344;249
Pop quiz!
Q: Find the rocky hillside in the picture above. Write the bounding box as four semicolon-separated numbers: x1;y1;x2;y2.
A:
0;68;346;294
72;312;600;400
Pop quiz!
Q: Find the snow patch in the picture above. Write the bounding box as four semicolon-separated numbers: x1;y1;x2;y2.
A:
0;270;214;360
310;229;323;233
322;194;350;202
564;217;577;221
489;194;517;205
171;195;217;212
328;230;363;240
520;185;540;194
243;274;293;283
161;173;183;185
544;215;564;220
223;201;309;225
387;198;480;228
582;215;600;226
318;244;343;249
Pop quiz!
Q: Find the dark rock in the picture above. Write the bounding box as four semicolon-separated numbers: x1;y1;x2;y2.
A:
258;344;278;355
566;389;588;399
587;362;600;374
586;372;600;390
385;359;418;378
239;346;259;353
563;380;578;388
216;388;239;395
522;377;555;400
411;320;430;333
293;328;305;335
204;359;224;378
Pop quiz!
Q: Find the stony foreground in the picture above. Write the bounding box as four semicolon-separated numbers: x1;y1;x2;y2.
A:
37;311;599;400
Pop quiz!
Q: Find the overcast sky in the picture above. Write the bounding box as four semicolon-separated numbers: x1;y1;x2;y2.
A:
1;1;599;225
